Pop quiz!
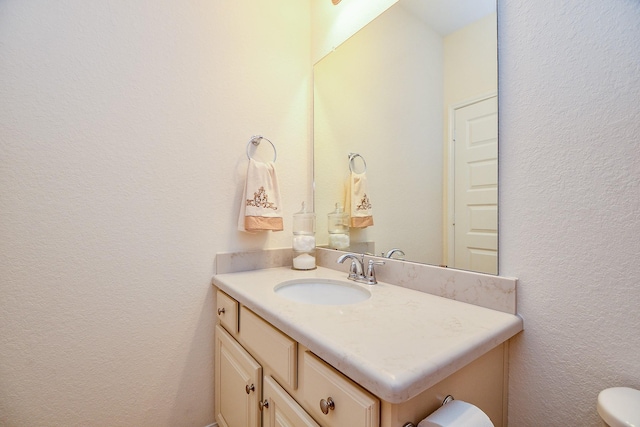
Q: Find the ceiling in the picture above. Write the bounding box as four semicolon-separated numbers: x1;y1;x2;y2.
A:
399;0;495;35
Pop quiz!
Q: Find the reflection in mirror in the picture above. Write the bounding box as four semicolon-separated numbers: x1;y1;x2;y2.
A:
314;0;498;274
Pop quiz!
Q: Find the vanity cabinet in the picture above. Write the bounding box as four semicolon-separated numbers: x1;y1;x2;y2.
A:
215;289;380;427
215;288;507;427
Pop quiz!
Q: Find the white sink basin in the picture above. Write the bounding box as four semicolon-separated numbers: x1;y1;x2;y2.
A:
274;278;371;305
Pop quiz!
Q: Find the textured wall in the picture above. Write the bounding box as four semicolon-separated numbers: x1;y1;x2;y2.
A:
3;0;640;425
499;0;640;425
0;1;310;425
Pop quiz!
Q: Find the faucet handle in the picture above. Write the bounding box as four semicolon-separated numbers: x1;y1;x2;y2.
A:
347;260;360;280
365;259;385;284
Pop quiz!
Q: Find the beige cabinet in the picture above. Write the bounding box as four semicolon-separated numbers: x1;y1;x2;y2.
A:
215;324;262;427
216;290;239;334
214;288;506;427
215;289;380;427
216;322;309;427
262;376;320;427
303;351;379;427
240;305;297;390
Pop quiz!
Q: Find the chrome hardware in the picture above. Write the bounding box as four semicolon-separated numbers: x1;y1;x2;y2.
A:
442;395;455;405
246;135;277;162
217;307;225;315
337;253;385;284
259;399;269;411
336;253;364;280
245;384;255;394
348;152;367;173
319;397;335;414
400;396;455;426
382;248;405;260
365;259;385;285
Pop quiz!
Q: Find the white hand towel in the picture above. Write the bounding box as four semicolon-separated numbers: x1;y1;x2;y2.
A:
238;159;283;232
344;171;373;228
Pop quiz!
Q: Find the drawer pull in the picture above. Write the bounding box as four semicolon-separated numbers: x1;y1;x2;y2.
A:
217;307;225;315
245;384;255;394
320;397;335;414
259;399;269;411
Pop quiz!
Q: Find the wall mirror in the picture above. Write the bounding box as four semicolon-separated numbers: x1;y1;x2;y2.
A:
314;0;498;274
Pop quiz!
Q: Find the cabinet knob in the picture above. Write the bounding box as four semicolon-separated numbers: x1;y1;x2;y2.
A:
245;384;255;394
319;397;335;414
259;399;269;411
217;307;225;315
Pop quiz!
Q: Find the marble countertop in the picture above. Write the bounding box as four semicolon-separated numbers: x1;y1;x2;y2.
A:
212;266;523;404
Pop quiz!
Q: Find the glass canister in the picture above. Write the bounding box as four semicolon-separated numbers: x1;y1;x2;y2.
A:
327;203;350;250
292;202;316;270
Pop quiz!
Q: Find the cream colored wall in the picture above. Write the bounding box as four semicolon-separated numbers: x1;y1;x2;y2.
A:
442;13;497;264
3;1;640;426
0;1;310;425
500;0;640;425
443;13;497;109
314;4;443;264
311;0;398;64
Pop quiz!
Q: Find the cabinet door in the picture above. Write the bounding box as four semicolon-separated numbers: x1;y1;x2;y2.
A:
263;376;320;427
215;325;262;427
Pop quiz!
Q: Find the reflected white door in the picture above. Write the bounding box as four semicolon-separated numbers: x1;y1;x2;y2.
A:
453;96;498;274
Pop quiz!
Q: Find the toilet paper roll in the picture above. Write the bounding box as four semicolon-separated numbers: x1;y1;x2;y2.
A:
417;400;494;427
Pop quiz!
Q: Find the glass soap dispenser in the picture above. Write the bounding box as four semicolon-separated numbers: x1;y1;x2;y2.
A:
292;202;316;270
327;203;350;250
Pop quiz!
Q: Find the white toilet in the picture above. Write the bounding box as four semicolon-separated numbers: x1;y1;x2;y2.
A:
597;387;640;426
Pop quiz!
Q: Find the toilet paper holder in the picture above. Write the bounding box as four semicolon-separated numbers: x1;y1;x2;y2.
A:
402;395;455;427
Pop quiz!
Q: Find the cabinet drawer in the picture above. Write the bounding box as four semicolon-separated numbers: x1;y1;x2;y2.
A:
240;306;297;390
302;351;379;427
216;290;238;334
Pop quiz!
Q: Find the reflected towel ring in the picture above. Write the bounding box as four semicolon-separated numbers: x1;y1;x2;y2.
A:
246;135;277;162
348;152;367;173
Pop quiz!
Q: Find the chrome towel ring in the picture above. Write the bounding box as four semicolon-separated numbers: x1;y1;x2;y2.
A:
246;135;277;162
348;152;367;173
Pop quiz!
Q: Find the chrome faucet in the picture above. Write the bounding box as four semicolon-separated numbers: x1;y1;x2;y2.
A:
337;253;385;284
383;248;405;260
336;253;364;281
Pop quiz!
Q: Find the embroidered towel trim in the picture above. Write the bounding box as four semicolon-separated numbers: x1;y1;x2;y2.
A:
238;158;283;232
344;171;373;228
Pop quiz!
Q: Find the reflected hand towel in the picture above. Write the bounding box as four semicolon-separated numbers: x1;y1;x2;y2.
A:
344;171;373;228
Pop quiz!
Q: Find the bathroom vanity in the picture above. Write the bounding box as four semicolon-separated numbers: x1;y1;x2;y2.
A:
212;253;522;427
